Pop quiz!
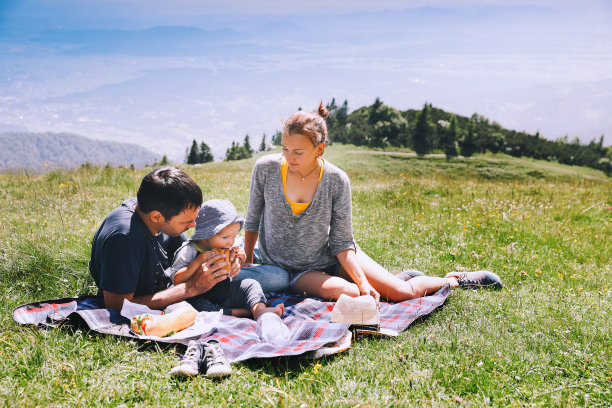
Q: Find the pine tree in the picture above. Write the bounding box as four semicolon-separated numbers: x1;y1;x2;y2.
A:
259;133;267;151
460;120;477;158
198;141;213;163
338;100;348;126
368;97;384;125
243;134;253;157
225;141;237;161
444;115;459;159
272;130;283;145
186;139;200;164
334;99;349;143
413;104;433;156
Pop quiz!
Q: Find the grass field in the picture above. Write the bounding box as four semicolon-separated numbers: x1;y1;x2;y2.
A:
0;144;610;407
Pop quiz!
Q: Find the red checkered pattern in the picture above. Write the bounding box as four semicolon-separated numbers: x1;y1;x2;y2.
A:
12;286;451;361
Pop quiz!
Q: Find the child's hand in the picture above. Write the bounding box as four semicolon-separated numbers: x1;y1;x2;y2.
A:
230;247;246;264
227;247;245;278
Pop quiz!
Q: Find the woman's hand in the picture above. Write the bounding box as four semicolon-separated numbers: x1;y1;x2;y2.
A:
359;282;380;307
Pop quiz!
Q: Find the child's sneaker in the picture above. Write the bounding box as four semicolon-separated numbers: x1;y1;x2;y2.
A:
169;340;203;377
202;341;232;378
449;271;503;290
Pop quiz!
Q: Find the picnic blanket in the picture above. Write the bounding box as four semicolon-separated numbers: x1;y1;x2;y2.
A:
12;285;451;362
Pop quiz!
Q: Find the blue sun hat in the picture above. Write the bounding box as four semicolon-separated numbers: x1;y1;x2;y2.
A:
190;199;244;241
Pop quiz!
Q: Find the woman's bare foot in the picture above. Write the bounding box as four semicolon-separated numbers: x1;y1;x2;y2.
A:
252;303;285;320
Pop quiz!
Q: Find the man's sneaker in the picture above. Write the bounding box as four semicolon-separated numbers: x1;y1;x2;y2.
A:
449;271;503;290
169;340;203;378
397;269;425;281
202;341;232;378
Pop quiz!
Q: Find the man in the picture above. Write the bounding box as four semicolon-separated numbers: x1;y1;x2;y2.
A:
89;166;233;311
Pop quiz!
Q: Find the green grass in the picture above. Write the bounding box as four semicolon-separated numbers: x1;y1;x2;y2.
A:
1;145;610;407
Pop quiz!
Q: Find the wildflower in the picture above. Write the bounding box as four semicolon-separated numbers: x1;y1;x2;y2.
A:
312;363;322;374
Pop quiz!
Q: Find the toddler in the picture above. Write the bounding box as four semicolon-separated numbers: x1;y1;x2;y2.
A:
168;199;284;319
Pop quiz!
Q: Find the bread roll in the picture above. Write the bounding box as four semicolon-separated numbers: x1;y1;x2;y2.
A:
130;305;197;337
214;248;232;272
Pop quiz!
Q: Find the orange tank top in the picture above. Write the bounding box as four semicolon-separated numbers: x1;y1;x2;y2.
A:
281;157;324;215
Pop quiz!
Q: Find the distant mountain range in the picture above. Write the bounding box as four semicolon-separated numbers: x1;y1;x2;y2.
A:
0;132;159;171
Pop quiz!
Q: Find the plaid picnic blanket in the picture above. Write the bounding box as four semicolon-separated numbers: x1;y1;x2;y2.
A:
12;285;451;362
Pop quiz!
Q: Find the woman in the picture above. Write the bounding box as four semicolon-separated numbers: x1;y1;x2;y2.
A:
239;103;501;303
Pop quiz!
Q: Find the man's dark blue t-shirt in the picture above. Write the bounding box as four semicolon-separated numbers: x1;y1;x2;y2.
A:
89;198;187;297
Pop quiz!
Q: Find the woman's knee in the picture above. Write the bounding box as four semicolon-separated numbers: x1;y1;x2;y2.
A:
293;274;359;300
324;281;359;300
376;280;420;302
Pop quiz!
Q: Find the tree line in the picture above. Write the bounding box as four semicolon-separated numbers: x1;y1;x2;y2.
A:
184;131;282;164
182;99;611;176
324;98;611;175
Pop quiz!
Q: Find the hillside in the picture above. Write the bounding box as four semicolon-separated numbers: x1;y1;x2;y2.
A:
0;146;609;406
0;132;159;171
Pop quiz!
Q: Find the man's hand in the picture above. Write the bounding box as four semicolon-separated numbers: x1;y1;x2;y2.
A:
186;253;230;296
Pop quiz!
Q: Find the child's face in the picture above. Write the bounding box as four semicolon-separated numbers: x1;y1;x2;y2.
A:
207;222;241;249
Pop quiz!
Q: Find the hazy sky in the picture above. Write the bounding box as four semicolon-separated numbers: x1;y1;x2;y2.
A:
1;0;611;160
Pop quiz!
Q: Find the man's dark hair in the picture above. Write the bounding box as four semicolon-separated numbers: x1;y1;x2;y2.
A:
137;166;203;220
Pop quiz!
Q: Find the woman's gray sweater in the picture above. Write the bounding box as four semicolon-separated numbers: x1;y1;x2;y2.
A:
245;153;356;272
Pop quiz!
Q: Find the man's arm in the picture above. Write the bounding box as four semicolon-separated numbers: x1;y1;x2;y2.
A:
103;252;230;312
173;251;213;284
104;282;196;312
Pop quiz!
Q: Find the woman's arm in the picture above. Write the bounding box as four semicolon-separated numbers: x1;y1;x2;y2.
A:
336;249;380;304
328;170;357;256
244;157;269;264
243;230;259;265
